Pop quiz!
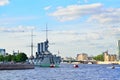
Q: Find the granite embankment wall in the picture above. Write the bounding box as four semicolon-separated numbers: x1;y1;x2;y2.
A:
97;61;120;64
0;64;34;70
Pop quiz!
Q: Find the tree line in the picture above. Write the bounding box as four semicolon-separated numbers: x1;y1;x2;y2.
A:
93;54;104;61
0;53;28;62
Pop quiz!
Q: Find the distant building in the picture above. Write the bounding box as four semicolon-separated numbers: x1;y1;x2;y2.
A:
77;53;88;61
103;51;117;61
118;40;120;60
0;48;6;56
13;50;19;56
87;57;94;61
63;57;75;61
104;51;109;61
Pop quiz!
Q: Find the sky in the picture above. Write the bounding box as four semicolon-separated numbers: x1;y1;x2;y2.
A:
0;0;120;58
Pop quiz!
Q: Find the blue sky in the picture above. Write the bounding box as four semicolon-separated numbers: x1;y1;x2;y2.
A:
0;0;120;58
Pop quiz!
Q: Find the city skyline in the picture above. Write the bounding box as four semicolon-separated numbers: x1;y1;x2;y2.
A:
0;0;120;57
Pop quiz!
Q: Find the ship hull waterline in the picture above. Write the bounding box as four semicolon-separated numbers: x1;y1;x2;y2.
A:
35;63;60;67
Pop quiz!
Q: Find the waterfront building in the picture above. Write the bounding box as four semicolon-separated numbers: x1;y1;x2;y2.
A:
77;53;88;61
13;50;19;56
103;51;117;61
87;57;94;61
0;48;6;56
118;40;120;60
104;51;109;61
63;57;75;61
110;55;117;61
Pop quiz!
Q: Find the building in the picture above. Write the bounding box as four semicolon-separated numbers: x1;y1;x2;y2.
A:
103;51;117;61
13;50;19;56
77;53;88;61
0;48;6;56
63;57;75;61
104;51;109;61
118;40;120;60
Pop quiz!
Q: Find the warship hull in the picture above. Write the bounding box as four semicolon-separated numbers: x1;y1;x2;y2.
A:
34;52;61;67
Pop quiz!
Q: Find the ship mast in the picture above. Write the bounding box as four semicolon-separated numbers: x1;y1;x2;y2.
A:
45;24;49;52
46;24;48;41
30;29;34;59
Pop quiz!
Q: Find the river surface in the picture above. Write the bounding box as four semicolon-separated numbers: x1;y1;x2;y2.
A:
0;63;120;80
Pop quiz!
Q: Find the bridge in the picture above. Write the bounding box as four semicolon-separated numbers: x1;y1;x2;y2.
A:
63;60;97;64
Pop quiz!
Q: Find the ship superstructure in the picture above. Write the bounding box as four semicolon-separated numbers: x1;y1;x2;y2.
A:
33;25;61;67
34;39;61;67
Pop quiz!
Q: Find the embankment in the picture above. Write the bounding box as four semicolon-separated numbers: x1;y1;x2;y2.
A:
0;64;34;70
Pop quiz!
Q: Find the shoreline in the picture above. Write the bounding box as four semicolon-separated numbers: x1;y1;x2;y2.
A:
62;61;120;65
0;63;34;70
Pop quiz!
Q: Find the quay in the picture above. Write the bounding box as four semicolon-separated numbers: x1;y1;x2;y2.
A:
0;64;34;70
63;60;120;65
63;60;97;64
97;61;120;64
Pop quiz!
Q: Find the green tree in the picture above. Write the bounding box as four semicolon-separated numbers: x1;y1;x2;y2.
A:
93;54;104;61
11;55;16;62
16;53;28;62
0;55;4;61
4;54;12;62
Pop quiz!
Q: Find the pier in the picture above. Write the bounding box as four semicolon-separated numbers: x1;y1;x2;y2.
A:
0;64;34;70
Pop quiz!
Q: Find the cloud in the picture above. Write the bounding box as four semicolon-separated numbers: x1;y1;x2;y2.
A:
44;6;51;10
49;30;103;44
50;3;120;24
0;0;9;6
49;27;120;52
0;26;35;32
0;16;39;25
104;26;120;39
49;3;103;22
48;29;118;57
87;8;120;23
1;26;119;57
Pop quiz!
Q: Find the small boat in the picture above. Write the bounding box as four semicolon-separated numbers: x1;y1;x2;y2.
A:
73;64;79;68
111;66;115;69
50;64;55;68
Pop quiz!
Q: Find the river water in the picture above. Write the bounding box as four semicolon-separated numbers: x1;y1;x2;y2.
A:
0;63;120;80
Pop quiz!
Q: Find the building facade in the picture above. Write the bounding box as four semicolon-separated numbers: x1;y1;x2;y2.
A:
77;53;88;61
103;51;117;61
0;49;6;56
118;40;120;60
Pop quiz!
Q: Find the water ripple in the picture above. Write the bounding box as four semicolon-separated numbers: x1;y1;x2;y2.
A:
0;64;120;80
